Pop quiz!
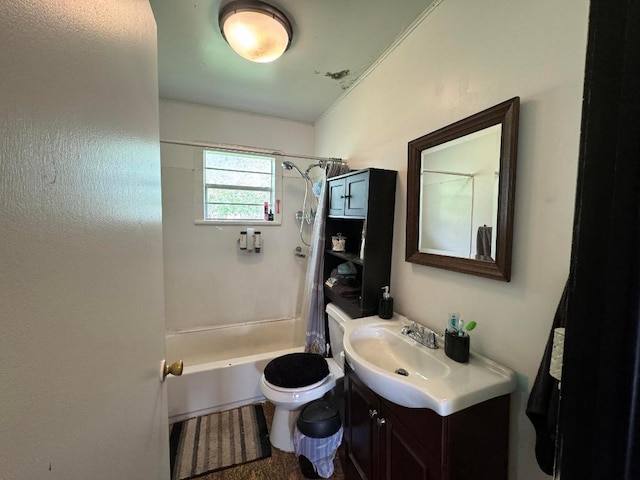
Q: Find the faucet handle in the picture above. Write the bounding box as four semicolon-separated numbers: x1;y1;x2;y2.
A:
426;330;439;349
401;320;413;335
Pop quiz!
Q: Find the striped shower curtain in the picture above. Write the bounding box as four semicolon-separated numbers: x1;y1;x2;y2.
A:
302;162;349;355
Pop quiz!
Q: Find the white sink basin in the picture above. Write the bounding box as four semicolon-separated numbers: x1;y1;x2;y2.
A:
343;316;516;416
349;325;450;379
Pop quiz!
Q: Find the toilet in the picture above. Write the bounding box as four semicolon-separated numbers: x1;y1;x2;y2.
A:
260;303;352;452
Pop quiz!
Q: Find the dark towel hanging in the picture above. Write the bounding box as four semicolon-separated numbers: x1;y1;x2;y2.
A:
526;280;570;475
475;225;493;261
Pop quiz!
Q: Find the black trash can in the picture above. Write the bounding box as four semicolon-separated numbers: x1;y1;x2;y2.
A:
293;399;343;479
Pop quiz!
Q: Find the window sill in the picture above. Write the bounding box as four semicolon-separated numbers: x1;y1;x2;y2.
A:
194;220;282;226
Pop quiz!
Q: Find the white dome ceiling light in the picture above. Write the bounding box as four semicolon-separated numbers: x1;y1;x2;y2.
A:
219;0;293;63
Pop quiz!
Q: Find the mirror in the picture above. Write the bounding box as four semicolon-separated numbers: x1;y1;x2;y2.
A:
406;97;519;281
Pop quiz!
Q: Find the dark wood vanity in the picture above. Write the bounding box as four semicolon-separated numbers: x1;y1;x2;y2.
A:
344;361;511;480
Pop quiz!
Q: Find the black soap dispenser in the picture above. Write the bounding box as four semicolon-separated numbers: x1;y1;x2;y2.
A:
378;286;393;319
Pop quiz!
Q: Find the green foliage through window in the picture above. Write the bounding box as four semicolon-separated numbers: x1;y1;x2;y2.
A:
203;150;275;221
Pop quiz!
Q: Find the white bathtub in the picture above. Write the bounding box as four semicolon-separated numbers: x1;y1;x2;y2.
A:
165;317;305;422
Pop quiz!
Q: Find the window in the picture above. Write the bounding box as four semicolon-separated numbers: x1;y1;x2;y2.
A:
198;149;281;223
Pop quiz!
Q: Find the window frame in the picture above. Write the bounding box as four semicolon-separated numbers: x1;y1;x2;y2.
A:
194;147;283;225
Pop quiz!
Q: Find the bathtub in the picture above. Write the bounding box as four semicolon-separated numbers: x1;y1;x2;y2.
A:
165;317;305;422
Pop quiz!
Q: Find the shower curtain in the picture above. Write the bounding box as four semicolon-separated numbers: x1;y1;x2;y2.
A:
302;162;350;355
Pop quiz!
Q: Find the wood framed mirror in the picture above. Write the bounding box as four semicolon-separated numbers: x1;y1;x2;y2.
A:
406;97;519;281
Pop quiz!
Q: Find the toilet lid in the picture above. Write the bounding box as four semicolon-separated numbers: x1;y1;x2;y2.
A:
264;375;330;393
264;353;330;389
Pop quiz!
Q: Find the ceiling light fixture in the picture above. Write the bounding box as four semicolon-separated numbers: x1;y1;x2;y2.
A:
219;0;293;63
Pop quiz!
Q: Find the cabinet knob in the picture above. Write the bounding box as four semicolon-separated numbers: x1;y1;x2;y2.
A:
340;195;352;199
369;409;378;419
376;417;386;426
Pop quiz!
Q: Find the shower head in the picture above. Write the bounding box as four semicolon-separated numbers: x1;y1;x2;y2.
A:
304;161;326;175
282;160;310;180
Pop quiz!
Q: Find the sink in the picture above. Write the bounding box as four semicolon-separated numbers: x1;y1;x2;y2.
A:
349;326;450;379
343;317;516;416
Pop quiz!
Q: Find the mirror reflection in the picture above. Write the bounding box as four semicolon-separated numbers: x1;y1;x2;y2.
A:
406;97;519;281
419;124;501;260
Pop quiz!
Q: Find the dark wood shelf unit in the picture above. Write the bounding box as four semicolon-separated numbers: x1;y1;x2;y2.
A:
324;168;397;318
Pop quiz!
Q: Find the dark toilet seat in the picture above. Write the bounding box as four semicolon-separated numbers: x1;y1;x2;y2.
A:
264;353;330;389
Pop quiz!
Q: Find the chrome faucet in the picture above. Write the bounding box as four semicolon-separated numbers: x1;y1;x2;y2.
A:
401;321;439;349
424;330;439;349
400;321;421;337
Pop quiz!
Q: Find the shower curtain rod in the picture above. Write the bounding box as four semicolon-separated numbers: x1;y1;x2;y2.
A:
422;169;474;177
159;139;345;164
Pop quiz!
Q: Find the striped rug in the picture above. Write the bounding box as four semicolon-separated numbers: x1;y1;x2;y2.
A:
169;404;271;480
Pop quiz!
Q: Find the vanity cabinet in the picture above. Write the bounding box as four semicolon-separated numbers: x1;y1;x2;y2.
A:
344;362;510;480
324;168;397;318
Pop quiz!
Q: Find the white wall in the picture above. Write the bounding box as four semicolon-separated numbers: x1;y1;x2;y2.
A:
159;99;318;331
0;1;168;478
315;0;589;479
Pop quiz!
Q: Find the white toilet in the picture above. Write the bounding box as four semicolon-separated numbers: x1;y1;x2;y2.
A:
260;303;352;452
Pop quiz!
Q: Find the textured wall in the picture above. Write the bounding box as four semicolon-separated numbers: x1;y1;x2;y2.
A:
0;1;168;478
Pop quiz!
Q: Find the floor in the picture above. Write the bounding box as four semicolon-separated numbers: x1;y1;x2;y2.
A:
198;402;347;480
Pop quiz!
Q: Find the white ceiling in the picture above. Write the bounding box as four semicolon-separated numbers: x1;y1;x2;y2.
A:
150;0;437;123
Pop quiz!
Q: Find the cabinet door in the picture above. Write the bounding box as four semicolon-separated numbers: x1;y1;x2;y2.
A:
382;409;442;480
344;172;369;217
328;178;346;217
345;366;380;480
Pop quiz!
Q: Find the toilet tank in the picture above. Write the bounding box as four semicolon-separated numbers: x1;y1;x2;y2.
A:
326;303;354;366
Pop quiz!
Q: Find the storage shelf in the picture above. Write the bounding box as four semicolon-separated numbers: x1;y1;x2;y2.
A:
324;286;376;319
324;168;397;319
326;250;363;266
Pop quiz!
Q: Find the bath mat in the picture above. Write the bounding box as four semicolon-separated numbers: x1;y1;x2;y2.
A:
169;404;271;480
